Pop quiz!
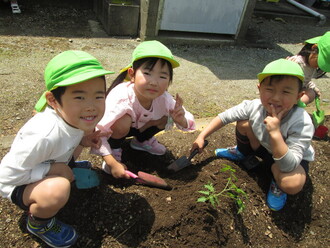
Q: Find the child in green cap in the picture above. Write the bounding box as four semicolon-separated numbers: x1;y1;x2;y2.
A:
191;58;314;211
0;50;113;247
287;31;330;106
92;40;196;178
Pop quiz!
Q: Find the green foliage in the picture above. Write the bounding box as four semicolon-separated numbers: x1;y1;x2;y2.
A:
110;0;134;5
197;164;248;214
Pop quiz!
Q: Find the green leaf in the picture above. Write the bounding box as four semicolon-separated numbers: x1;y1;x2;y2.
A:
214;197;220;206
236;188;247;196
227;192;236;199
220;164;231;172
204;183;214;192
209;196;216;207
197;197;207;202
198;190;210;195
236;198;245;214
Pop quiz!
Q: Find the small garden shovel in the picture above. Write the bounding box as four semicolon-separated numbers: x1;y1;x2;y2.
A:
312;96;325;128
125;170;172;190
167;140;208;172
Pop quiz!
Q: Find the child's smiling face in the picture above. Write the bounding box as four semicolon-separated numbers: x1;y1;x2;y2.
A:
129;59;171;109
47;77;106;133
258;76;304;117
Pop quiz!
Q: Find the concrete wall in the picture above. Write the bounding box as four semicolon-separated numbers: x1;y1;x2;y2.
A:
139;0;256;46
93;0;140;36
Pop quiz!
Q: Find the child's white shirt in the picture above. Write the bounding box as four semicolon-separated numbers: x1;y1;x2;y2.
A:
0;108;84;200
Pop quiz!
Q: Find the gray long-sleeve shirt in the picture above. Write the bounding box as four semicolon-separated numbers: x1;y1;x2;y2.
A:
219;99;314;172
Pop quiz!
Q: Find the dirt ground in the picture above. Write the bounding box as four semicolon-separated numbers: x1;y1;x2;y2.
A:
0;1;330;248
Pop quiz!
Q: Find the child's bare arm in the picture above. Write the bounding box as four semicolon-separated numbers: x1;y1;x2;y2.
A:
192;116;224;153
103;154;130;179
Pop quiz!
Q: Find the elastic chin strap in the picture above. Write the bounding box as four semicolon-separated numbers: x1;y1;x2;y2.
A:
56;107;63;114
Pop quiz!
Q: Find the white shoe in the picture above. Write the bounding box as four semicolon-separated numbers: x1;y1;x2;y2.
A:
11;2;21;14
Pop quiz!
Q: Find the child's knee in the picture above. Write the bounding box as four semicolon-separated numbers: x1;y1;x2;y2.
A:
236;120;249;130
274;164;307;195
40;178;71;209
236;120;253;136
112;115;131;138
279;176;306;195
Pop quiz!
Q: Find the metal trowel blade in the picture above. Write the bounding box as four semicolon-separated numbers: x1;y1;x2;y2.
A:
167;156;190;172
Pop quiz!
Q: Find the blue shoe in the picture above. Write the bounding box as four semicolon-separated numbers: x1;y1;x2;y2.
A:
215;146;245;161
27;217;78;248
267;180;287;211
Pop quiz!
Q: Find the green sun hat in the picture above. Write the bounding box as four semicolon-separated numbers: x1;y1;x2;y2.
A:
119;40;180;74
305;35;321;45
305;31;330;72
315;31;330;72
35;50;114;112
257;58;304;83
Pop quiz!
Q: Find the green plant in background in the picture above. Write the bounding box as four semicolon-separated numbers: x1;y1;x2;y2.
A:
197;164;248;214
111;0;134;5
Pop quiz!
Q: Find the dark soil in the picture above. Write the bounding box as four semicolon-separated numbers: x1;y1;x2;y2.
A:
1;117;329;247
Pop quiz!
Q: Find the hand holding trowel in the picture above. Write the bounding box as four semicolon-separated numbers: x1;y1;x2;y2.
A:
167;140;208;172
312;96;325;128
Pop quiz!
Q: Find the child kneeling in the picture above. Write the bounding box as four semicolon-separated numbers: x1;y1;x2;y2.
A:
0;50;113;247
192;59;314;211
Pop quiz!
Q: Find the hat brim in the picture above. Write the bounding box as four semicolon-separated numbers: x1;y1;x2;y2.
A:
120;55;180;74
35;69;114;112
257;73;304;83
305;36;321;44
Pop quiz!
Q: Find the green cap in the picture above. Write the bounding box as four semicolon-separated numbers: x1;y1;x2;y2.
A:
305;31;330;72
35;50;114;112
120;40;180;74
257;58;304;83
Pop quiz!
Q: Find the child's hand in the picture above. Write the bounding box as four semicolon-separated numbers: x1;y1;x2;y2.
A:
110;162;130;179
170;93;187;128
191;136;206;153
80;130;110;149
314;87;321;98
264;104;286;134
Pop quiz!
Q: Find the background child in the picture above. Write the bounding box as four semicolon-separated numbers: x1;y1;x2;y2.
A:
191;59;314;211
287;31;330;106
93;40;195;178
0;50;113;247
